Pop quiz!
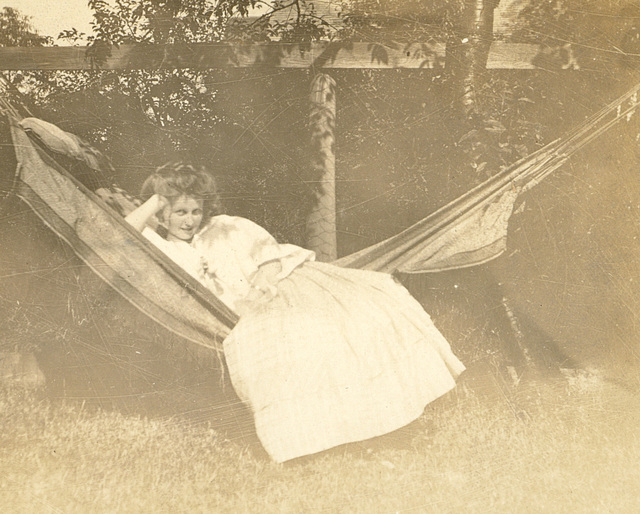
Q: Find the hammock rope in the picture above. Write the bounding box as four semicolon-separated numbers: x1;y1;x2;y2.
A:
334;80;640;272
1;78;639;352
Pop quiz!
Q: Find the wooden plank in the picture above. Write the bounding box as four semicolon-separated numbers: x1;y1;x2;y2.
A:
0;41;623;71
0;46;89;70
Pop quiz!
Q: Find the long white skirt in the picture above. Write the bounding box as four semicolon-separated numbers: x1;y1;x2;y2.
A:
223;261;465;462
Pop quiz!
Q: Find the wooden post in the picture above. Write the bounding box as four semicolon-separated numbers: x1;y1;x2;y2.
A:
307;73;337;261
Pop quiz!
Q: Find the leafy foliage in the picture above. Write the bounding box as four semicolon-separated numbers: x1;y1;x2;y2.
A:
0;7;52;47
88;0;224;44
336;0;463;42
0;8;53;118
3;1;634;244
514;0;638;50
224;0;334;42
3;2;639;383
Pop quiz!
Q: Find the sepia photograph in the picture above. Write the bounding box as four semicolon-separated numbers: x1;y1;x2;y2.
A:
1;0;639;511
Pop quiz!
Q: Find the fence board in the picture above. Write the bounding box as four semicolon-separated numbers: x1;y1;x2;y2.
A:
0;41;619;71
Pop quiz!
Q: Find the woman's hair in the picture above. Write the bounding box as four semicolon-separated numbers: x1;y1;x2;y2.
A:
141;162;223;222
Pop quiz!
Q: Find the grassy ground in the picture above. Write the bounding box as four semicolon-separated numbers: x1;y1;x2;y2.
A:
1;367;638;513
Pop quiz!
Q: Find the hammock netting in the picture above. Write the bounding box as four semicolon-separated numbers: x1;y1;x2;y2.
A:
2;80;639;355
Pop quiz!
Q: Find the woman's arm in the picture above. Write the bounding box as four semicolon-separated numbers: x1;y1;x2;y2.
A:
124;194;167;232
233;261;283;316
251;261;283;295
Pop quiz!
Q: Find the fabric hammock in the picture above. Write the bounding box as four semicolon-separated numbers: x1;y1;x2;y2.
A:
2;81;639;354
335;83;640;272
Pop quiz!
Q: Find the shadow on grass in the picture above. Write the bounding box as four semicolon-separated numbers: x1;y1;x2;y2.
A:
31;327;268;459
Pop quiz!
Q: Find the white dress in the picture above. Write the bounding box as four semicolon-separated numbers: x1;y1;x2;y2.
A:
141;227;203;281
190;216;466;462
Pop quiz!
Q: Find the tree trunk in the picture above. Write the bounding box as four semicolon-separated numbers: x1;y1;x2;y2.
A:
306;73;338;261
446;0;500;120
444;1;566;381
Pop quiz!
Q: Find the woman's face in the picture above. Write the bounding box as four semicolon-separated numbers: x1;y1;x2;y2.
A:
162;195;204;242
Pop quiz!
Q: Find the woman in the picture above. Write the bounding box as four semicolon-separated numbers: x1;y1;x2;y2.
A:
126;162;465;462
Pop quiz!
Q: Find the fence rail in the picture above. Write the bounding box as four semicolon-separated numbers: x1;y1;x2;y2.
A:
0;41;620;71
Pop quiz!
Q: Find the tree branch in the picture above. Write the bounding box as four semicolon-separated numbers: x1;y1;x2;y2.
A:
250;0;298;27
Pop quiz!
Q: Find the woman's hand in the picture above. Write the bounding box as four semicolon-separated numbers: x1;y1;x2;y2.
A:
234;263;282;316
234;286;271;317
125;194;169;232
155;194;169;210
251;261;281;297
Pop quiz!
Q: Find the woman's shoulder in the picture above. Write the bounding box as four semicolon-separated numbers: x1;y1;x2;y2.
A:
196;215;261;247
206;214;246;226
203;215;268;234
208;214;256;223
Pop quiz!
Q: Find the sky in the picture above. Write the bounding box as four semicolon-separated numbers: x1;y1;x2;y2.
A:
4;0;94;41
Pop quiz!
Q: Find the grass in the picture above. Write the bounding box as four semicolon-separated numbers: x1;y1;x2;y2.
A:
1;367;639;513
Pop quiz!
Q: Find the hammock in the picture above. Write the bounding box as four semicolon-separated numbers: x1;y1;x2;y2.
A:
2;82;639;354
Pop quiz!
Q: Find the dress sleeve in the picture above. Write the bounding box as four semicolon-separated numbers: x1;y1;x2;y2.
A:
193;216;315;312
230;217;315;281
141;226;175;257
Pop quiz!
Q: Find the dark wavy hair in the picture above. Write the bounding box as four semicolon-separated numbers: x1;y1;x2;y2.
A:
140;162;223;223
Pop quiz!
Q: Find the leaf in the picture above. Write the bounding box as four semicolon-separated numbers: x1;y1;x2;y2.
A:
368;43;389;65
131;4;144;23
514;144;530;158
458;129;480;144
484;119;506;134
